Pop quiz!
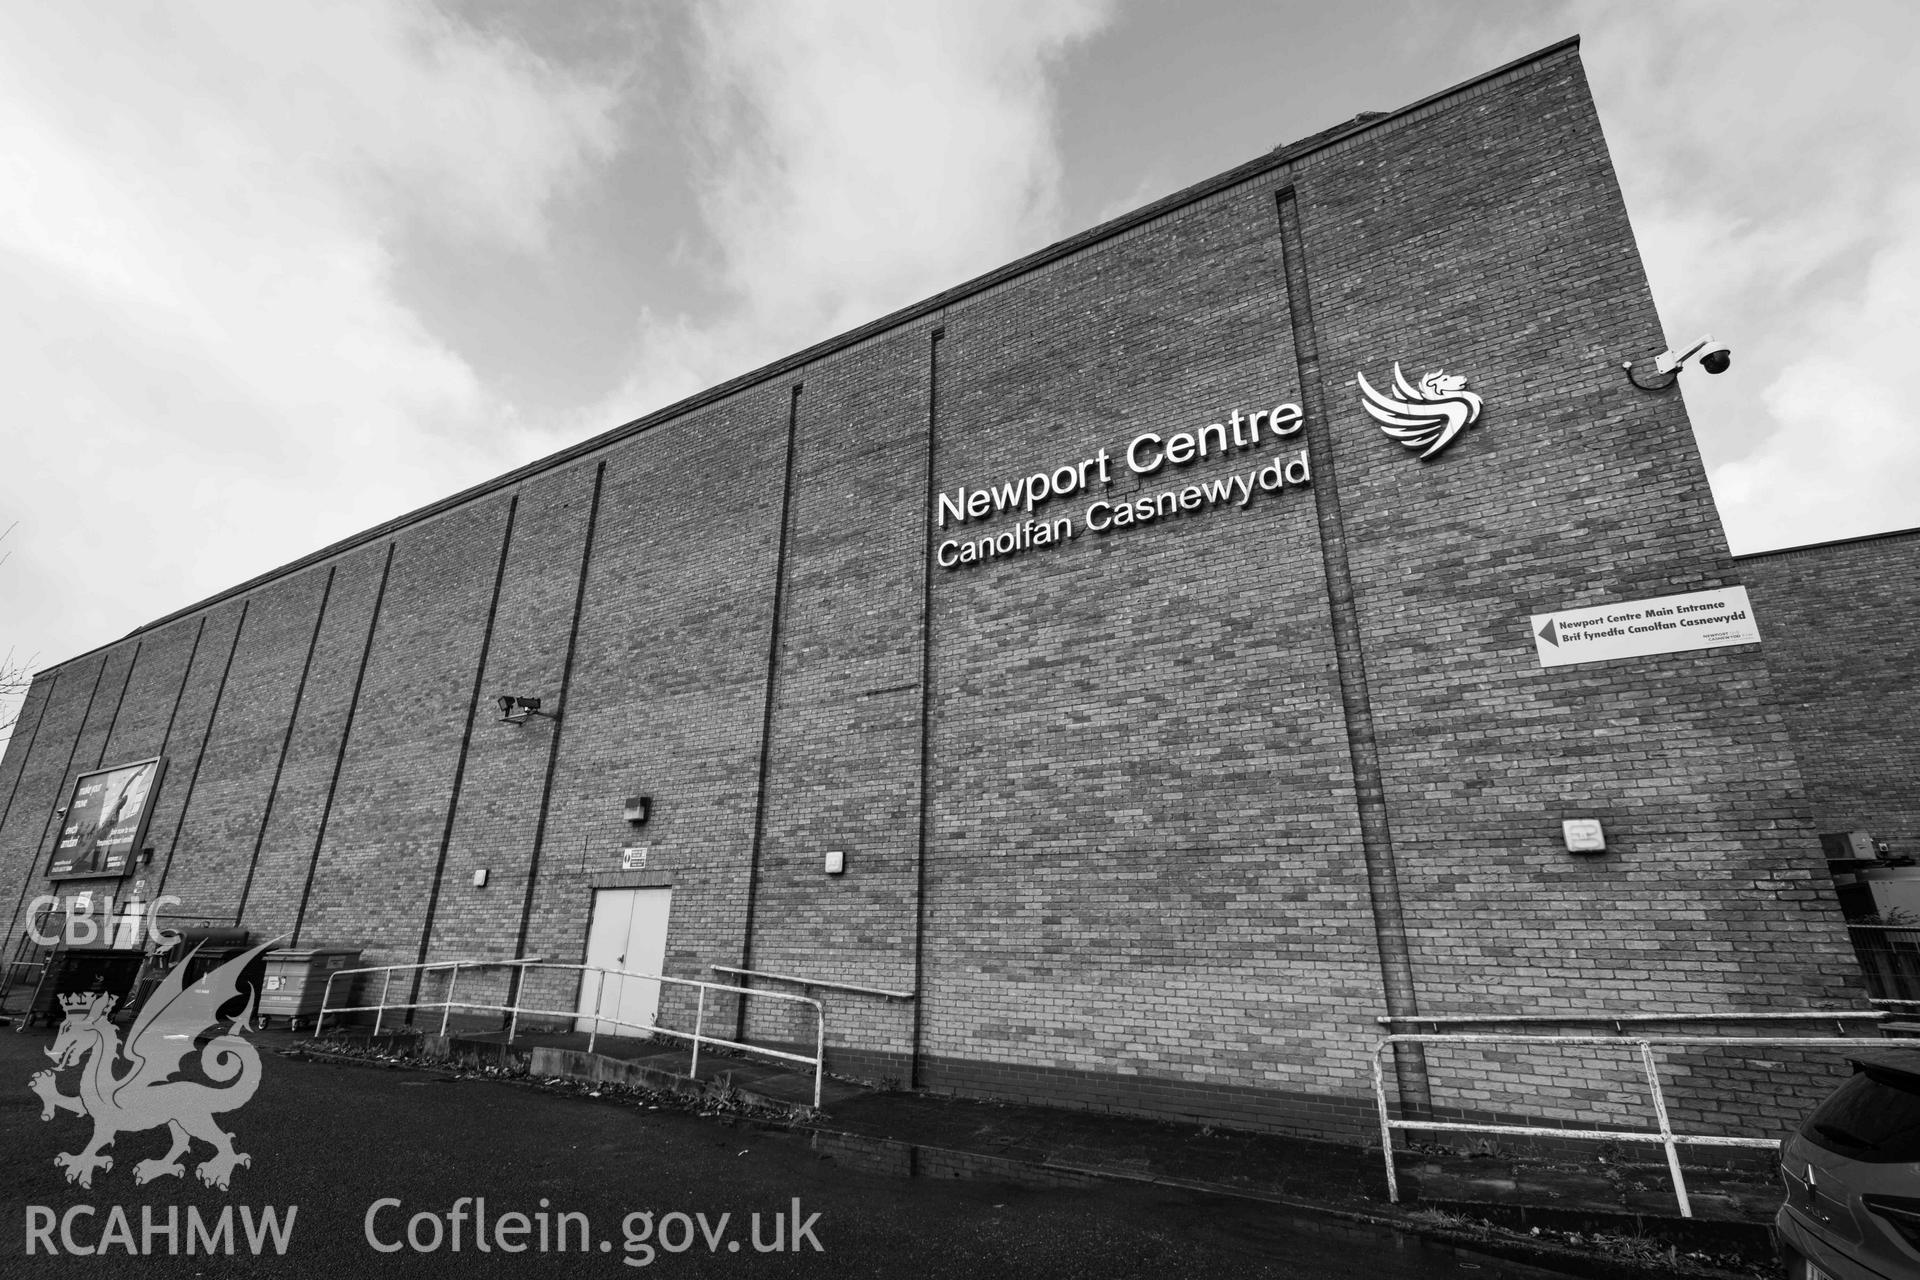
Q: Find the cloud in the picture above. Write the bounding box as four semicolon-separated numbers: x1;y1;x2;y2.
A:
1713;187;1920;547
0;3;619;703
1561;0;1920;551
580;0;1115;425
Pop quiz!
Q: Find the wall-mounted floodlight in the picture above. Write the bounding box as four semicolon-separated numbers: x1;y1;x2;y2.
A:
1623;334;1731;390
624;796;652;827
1562;818;1607;854
495;695;555;725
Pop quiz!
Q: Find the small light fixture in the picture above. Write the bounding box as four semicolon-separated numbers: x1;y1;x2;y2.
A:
472;868;489;887
1562;819;1607;854
824;850;846;875
624;796;652;826
495;695;555;725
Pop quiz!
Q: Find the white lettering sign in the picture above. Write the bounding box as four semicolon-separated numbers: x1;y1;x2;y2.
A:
930;397;1306;571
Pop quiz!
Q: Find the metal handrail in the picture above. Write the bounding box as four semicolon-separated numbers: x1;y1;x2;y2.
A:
1376;1010;1884;1029
420;955;544;971
1;959;46;1001
1371;1031;1901;1218
709;963;914;1001
317;960;828;1107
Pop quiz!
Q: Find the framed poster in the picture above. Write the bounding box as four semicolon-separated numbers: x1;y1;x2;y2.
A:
48;757;167;880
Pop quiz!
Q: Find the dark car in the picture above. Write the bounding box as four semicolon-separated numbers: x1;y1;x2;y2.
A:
1778;1048;1920;1279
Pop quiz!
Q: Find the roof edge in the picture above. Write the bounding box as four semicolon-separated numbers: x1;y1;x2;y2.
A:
1735;523;1920;561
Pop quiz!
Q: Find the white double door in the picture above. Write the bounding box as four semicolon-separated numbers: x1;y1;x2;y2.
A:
574;887;672;1035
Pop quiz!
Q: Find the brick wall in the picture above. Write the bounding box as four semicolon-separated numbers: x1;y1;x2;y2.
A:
1740;528;1920;855
740;326;932;1068
422;464;597;1011
919;157;1382;1114
521;384;792;1025
1280;45;1860;1135
164;570;334;924
241;544;393;941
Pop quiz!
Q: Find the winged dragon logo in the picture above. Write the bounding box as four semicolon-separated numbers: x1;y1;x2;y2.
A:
1357;363;1484;459
29;938;274;1190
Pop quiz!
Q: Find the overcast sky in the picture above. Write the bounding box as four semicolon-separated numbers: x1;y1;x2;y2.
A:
3;1;1915;741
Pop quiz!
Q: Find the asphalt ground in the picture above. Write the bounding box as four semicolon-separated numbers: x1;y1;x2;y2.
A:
0;1025;1585;1279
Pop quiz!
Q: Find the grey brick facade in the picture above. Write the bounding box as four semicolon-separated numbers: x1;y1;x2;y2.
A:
1740;527;1920;858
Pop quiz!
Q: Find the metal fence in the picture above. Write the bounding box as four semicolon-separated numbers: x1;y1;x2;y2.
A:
1371;1028;1895;1218
317;959;828;1107
709;963;913;1001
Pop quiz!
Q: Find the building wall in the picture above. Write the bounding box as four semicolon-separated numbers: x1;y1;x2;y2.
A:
519;385;793;1026
0;40;1869;1144
1740;528;1920;858
910;147;1381;1132
240;544;412;947
1280;42;1859;1136
739;328;932;1073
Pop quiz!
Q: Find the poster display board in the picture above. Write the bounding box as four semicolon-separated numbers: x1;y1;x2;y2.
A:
48;757;167;880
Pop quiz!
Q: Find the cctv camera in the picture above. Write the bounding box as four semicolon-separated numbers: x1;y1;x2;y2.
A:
1653;335;1730;377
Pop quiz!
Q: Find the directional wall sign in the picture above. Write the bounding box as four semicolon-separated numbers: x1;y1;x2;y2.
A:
1531;587;1760;668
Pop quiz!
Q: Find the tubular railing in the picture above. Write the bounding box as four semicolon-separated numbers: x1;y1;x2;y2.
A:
1372;1030;1898;1218
1378;1010;1884;1033
709;963;914;1001
317;960;827;1107
1;960;46;1004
